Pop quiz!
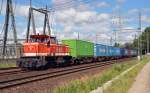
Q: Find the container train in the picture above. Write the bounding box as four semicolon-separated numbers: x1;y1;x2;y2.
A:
17;34;138;69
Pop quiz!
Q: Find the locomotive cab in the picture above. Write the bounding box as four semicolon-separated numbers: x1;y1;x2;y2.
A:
29;34;57;44
30;35;49;43
23;34;60;57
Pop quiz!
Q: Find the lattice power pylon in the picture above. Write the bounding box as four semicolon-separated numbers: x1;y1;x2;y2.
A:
2;0;18;58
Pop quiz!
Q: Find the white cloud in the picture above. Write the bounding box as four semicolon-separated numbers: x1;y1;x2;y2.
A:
98;13;110;21
128;9;139;14
1;1;144;45
113;0;127;11
96;2;110;8
15;5;30;17
99;34;110;39
51;8;112;44
127;8;150;24
54;8;111;25
142;15;150;23
76;3;91;11
143;8;150;12
55;8;76;21
113;5;121;11
51;0;110;12
75;11;97;23
51;0;77;10
52;0;73;4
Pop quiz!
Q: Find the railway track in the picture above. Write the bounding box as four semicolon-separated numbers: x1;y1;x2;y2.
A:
0;58;134;89
0;70;25;76
0;67;23;76
0;67;18;70
0;59;127;89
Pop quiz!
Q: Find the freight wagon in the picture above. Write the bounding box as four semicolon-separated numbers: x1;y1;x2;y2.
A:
130;49;138;57
62;40;94;64
120;48;128;57
94;44;124;61
62;40;94;57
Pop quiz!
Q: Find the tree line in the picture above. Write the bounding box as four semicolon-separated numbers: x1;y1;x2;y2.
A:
114;26;150;54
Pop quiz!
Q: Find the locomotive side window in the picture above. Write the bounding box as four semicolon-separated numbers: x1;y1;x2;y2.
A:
50;37;57;44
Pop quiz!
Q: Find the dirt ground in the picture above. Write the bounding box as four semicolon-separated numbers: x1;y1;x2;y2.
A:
128;62;150;93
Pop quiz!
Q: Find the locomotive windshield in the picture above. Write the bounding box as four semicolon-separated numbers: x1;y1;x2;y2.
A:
29;35;57;44
30;35;49;43
30;38;48;43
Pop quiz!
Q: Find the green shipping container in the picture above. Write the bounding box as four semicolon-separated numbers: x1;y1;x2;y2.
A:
62;39;94;57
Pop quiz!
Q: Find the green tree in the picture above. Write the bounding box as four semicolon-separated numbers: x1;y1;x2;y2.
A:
131;26;150;54
114;42;120;47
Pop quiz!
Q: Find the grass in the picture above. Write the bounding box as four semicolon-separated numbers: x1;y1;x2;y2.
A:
104;56;150;93
0;63;16;68
0;59;16;68
52;58;142;93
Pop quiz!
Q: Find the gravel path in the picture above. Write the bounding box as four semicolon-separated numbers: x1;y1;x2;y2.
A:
128;62;150;93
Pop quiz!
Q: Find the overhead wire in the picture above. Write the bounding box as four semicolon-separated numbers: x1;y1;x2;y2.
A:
49;0;92;11
12;0;92;12
50;0;76;7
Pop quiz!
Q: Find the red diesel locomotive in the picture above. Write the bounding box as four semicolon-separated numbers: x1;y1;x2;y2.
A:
17;34;72;69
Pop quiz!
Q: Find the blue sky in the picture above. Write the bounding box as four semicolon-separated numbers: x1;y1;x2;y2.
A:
0;0;150;45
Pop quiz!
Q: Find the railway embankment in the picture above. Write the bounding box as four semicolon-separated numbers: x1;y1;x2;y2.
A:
91;56;150;93
52;57;148;93
0;58;135;93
